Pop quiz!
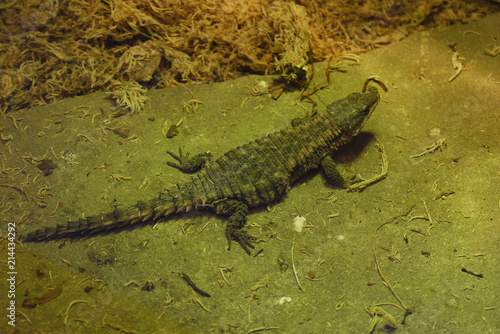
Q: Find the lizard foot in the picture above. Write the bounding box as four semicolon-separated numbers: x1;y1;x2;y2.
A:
167;147;212;173
226;228;255;255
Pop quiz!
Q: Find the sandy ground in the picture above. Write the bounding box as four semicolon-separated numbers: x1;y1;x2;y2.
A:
1;13;499;334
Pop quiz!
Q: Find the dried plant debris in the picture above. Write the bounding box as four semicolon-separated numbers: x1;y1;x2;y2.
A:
270;2;313;86
117;40;162;82
22;286;63;309
37;159;57;176
485;37;500;57
448;45;469;82
411;138;446;158
108;81;149;113
0;0;495;113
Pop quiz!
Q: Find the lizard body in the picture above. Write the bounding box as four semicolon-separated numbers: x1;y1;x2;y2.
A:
22;86;380;254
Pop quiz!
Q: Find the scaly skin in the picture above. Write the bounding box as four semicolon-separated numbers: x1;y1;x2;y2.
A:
22;87;380;255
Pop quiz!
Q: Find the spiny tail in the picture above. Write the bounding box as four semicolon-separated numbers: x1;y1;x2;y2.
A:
21;184;195;242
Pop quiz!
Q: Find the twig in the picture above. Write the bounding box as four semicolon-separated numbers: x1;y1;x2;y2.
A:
485;37;500;57
64;300;88;325
348;136;388;192
410;138;445;158
247;327;281;333
101;315;137;333
422;198;433;225
193;297;211;313
220;268;231;286
373;249;411;316
16;310;32;325
376;204;415;232
291;236;305;292
0;184;29;201
449;51;466;82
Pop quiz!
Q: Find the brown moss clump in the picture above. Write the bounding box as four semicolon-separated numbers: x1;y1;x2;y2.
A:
0;0;496;113
268;2;313;85
108;81;149;114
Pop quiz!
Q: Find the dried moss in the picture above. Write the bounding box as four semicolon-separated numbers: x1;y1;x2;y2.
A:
0;0;495;113
108;80;149;114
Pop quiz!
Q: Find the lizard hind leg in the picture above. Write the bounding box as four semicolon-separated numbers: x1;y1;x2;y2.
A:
213;199;255;255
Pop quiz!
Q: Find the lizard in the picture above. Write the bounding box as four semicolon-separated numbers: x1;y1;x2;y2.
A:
21;81;382;255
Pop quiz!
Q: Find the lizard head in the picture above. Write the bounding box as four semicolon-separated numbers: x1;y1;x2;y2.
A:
328;86;380;137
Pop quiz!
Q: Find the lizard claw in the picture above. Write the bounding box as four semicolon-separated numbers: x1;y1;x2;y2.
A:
226;229;255;255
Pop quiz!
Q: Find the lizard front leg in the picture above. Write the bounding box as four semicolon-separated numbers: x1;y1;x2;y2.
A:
321;155;366;189
167;147;212;173
320;155;348;188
